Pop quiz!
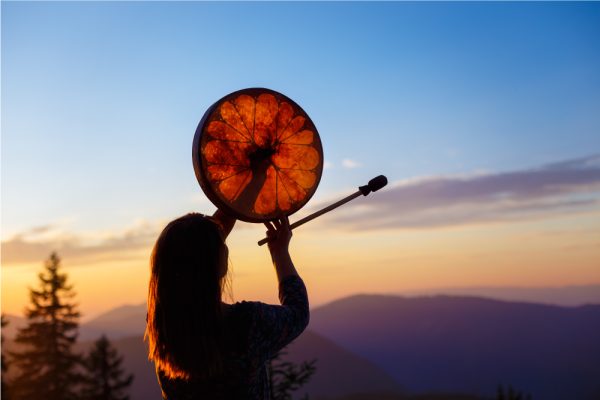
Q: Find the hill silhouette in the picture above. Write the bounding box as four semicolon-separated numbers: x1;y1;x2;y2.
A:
6;330;400;400
80;303;147;340
405;284;600;306
310;294;600;400
5;294;600;399
284;330;401;398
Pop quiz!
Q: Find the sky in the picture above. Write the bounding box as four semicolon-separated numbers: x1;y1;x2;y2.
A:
2;2;600;320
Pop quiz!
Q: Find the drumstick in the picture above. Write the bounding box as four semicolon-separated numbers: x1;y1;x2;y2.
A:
258;175;387;246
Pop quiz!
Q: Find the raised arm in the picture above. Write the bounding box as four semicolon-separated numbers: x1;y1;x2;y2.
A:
264;215;298;283
211;209;236;239
247;216;308;358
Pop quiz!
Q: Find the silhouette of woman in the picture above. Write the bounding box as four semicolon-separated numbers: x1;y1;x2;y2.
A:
145;210;309;399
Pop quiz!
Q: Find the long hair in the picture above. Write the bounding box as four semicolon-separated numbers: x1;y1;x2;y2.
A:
145;213;228;380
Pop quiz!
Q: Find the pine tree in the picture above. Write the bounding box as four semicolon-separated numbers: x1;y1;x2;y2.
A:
80;335;134;400
2;314;10;400
269;350;317;400
10;252;82;400
497;384;532;400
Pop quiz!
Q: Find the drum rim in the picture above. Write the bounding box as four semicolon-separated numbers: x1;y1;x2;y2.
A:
192;87;323;223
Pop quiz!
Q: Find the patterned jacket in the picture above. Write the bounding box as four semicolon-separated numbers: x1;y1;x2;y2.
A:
157;275;309;399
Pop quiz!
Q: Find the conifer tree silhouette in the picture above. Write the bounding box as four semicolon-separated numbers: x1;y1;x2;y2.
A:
497;384;532;400
1;314;10;400
10;252;82;400
269;350;317;400
80;334;134;400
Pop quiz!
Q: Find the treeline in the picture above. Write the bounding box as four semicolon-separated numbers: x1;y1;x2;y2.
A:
1;252;134;400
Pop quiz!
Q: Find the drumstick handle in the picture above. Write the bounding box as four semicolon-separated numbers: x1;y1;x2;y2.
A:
257;175;387;246
257;191;362;246
290;191;362;230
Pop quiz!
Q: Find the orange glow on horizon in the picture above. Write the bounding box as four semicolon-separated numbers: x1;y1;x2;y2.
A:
2;211;600;320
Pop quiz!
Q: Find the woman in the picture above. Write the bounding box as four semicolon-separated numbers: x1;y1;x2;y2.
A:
145;209;309;399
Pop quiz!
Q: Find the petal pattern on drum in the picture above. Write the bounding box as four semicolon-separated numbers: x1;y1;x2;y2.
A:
254;94;278;148
233;94;255;135
276;102;295;139
272;144;320;170
254;165;277;214
219;170;252;202
204;140;252;167
200;90;322;220
220;101;251;139
278;170;307;204
281;129;313;145
207;121;252;142
279;116;306;142
279;168;316;190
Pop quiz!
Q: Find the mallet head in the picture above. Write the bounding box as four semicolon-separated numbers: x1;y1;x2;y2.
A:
359;175;388;196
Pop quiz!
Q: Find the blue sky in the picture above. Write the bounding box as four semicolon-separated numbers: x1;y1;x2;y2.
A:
3;1;600;237
2;2;600;233
3;1;600;318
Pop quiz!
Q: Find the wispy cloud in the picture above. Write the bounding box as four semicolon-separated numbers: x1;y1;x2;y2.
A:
341;158;362;169
325;155;600;230
1;220;160;266
4;155;599;265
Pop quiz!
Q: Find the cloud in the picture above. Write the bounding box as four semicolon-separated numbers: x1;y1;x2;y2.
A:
24;225;55;236
342;158;362;169
3;155;600;265
1;220;161;266
324;154;600;230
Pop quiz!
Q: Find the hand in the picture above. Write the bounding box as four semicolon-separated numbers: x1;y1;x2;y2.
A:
264;215;298;282
212;209;236;239
264;215;292;256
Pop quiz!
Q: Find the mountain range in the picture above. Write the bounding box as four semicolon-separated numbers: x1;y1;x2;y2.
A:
404;284;600;307
3;292;600;399
310;294;600;400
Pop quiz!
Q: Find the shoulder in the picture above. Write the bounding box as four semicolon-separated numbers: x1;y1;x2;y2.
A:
227;300;264;315
224;301;265;329
225;300;278;334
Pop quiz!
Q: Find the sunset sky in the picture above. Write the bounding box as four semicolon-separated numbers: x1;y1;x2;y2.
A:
2;2;600;320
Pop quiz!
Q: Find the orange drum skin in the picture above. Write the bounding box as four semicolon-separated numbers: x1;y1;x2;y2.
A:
193;88;324;223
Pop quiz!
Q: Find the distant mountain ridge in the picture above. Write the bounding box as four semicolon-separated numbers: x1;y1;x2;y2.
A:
2;305;147;341
310;294;600;400
284;330;401;399
6;284;597;339
81;303;147;340
404;284;600;307
4;292;600;399
4;330;401;400
45;284;600;341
